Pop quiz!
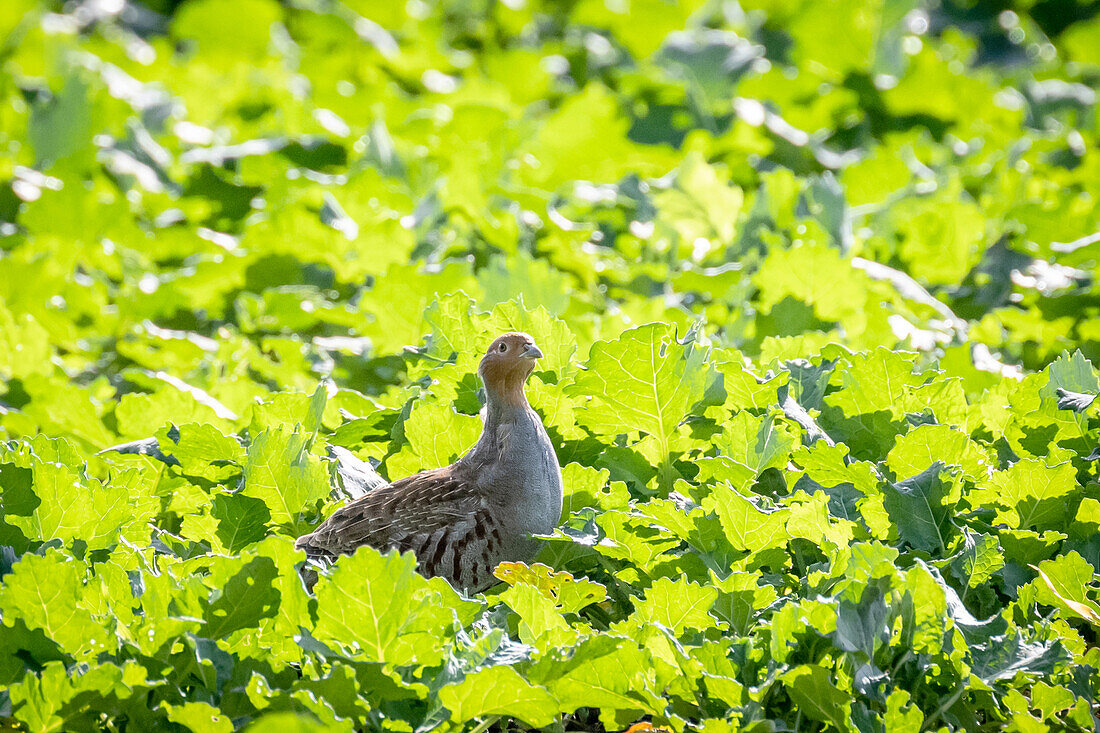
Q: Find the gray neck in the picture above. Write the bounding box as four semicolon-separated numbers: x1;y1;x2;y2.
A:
483;386;530;421
460;389;531;465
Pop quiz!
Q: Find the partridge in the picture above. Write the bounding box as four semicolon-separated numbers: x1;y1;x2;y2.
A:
295;332;564;592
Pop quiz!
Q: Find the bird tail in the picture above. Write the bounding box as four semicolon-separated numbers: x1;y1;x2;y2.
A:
327;446;388;499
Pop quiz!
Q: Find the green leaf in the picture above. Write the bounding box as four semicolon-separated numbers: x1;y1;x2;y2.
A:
949;531;1005;590
6;447;153;551
211;493;271;552
990;459;1078;531
0;303;52;380
654;152;744;248
162;701;235;733
632;576;718;635
754;241;875;334
571;323;708;440
717;359;788;411
702;484;789;553
0;550;113;658
825;348;924;420
499;581;580;650
158;423;246;481
782;664;853;732
203;556;280;638
172;0;283;61
561;463;627;514
439;666;559;727
241;427;329;534
1027;551;1100;624
886;424;992;482
386;398;482;475
569;323;708;490
311;547;462;666
527;636;660;716
882;463;956;553
714;412;796;478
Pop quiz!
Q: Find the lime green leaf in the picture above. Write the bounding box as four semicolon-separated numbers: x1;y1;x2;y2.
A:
211;493;271;552
1028;552;1100;625
311;547;459;666
703;484;789;553
632;576;718;635
162;701;235;733
949;531;1005;589
241;427;329;535
714;412;796;477
499;581;581;650
527;636;659;715
0;551;113;658
886;424;992;482
990;459;1078;531
782;664;853;732
386;398;482;475
569;323;708;490
439;666;559;727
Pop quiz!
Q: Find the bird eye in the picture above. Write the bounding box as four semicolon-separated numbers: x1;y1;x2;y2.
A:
498;342;507;352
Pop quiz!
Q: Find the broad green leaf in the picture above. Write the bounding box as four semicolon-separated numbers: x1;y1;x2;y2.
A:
0;551;113;658
6;450;153;551
632;576;718;635
886;424;992;482
570;323;708;442
781;664;853;732
560;463;626;514
949;531;1005;590
882;463;957;554
825;348;924;419
1028;552;1100;624
358;262;479;355
717;359;788;411
989;459;1078;531
311;547;465;666
714;412;796;477
754;241;874;334
703;484;789;553
569;323;708;490
386;398;482;475
793;441;880;493
241;427;329;534
203;556;280;638
211;493;272;552
0;303;52;380
162;701;235;733
439;666;559;727
499;582;581;650
494;561;607;614
158;423;246;481
8;660;149;733
527;636;660;715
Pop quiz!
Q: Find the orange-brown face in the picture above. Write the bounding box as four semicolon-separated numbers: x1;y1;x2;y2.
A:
478;332;542;406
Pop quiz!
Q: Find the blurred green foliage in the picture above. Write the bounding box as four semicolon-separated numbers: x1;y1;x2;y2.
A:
1;0;1100;731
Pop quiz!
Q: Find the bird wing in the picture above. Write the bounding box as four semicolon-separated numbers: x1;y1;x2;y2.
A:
294;466;485;559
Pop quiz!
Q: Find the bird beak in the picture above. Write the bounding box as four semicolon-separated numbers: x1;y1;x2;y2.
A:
522;343;543;360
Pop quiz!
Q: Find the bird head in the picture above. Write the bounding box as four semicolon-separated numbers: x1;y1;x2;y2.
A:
478;332;542;407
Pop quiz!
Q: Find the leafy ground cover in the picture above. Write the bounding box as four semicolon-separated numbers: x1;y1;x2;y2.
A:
2;0;1100;730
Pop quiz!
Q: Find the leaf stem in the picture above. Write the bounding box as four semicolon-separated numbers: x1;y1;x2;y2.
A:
922;685;967;731
468;715;501;733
